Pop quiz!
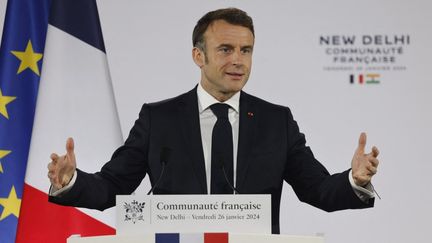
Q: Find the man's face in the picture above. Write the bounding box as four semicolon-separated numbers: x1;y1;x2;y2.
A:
193;20;254;101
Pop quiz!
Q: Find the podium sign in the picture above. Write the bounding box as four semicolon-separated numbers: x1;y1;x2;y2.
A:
116;194;271;235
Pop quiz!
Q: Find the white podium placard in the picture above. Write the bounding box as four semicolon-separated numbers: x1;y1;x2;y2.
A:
116;194;271;235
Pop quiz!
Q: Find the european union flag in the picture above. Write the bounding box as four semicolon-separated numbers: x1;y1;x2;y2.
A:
0;0;50;242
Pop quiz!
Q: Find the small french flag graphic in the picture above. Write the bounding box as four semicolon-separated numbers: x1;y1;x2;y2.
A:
155;233;229;243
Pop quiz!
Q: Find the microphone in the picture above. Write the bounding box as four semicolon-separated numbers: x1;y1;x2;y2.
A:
217;157;240;194
147;147;172;195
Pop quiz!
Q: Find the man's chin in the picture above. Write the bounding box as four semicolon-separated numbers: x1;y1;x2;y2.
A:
225;80;247;91
222;86;243;95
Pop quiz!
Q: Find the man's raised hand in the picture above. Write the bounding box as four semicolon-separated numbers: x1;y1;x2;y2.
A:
47;137;77;190
351;132;380;187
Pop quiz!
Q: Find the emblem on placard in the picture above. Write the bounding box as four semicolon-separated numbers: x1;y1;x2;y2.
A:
123;200;146;224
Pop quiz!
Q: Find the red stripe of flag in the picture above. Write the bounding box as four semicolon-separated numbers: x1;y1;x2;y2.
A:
16;184;115;242
204;233;228;243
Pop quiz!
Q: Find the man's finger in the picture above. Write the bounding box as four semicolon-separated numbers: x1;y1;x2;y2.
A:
356;132;367;154
48;172;58;183
368;157;379;167
372;146;379;158
366;164;377;175
47;163;55;172
50;153;59;162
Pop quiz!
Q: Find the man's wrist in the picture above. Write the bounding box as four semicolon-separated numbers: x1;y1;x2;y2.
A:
49;170;77;197
349;170;375;201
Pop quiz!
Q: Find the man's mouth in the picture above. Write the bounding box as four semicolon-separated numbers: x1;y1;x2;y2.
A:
226;72;244;78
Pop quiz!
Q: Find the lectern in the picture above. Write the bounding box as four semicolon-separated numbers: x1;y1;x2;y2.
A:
67;195;324;243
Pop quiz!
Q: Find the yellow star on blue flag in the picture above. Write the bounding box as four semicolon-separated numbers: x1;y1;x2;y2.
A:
0;89;17;119
0;150;12;173
11;40;43;76
0;186;21;220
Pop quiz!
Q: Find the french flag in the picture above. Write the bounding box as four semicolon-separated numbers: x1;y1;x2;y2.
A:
156;233;229;243
16;0;121;241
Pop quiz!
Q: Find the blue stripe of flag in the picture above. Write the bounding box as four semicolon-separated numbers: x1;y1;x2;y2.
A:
49;0;106;53
156;233;180;243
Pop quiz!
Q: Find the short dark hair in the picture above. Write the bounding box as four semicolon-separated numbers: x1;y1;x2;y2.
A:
192;8;254;51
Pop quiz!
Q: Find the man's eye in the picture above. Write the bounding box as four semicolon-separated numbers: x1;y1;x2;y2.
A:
220;48;231;53
242;49;252;54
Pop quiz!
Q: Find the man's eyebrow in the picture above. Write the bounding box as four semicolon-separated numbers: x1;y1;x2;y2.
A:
216;44;235;49
241;45;253;50
216;44;254;50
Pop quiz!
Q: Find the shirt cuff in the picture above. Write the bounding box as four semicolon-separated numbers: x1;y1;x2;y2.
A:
49;170;77;197
349;170;375;202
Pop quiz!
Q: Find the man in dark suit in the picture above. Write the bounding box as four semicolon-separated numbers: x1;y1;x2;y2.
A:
47;8;379;234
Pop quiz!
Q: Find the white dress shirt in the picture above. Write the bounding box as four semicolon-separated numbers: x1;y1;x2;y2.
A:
197;83;240;193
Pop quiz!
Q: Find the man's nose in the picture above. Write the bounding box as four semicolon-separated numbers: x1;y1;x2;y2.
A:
231;50;242;66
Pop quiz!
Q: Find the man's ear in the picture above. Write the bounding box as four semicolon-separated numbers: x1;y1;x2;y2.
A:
192;47;204;68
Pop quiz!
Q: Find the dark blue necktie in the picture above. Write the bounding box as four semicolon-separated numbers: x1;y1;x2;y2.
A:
210;103;234;194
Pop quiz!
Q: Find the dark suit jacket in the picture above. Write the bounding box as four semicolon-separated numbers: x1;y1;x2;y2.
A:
49;87;373;233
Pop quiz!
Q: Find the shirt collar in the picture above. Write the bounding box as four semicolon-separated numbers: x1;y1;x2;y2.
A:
197;82;240;114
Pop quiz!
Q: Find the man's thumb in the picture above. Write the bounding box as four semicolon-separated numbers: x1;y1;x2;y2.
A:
357;132;367;154
66;137;75;156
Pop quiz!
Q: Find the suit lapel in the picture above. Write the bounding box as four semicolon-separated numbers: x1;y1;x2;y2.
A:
236;91;257;190
178;87;207;193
